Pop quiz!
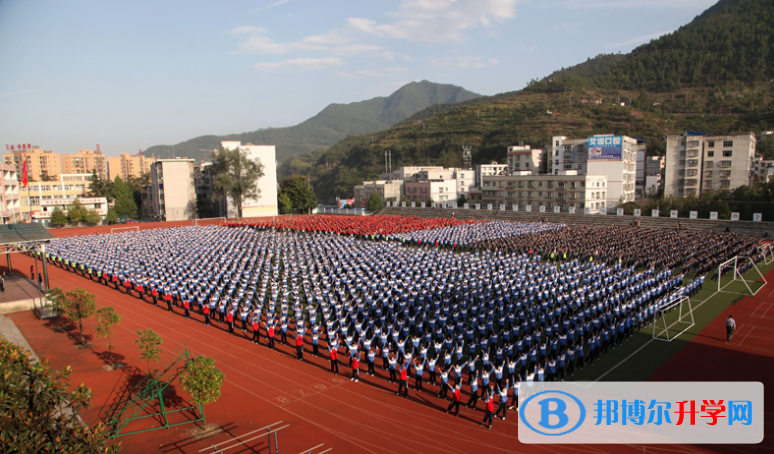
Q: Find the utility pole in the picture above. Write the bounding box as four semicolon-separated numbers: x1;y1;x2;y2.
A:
384;150;392;175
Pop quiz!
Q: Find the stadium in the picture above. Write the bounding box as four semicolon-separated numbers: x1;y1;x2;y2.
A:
2;210;771;453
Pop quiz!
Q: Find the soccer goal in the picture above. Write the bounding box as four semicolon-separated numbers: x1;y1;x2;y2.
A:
194;217;226;226
652;296;695;342
111;225;140;234
717;256;767;297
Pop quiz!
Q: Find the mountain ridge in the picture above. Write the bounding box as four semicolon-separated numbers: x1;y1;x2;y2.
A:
141;80;480;163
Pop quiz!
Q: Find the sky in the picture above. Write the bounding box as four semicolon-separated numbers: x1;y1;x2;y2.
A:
0;0;719;157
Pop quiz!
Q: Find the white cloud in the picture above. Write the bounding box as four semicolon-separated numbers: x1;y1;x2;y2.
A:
553;0;714;9
335;67;409;79
254;57;343;72
231;27;383;55
347;0;517;43
604;30;673;48
429;56;499;69
250;0;291;13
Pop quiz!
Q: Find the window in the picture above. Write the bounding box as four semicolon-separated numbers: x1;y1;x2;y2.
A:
723;141;733;147
563;155;573;163
680;150;686;157
525;162;530;168
720;180;731;187
577;164;583;171
686;169;698;176
723;150;733;157
687;150;699;157
705;161;713;168
707;150;714;157
558;182;565;189
547;181;554;188
570;182;577;189
719;170;731;177
707;141;715;147
704;181;713;188
719;161;733;168
687;160;699;167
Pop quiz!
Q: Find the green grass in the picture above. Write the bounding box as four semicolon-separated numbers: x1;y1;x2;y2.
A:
568;260;774;382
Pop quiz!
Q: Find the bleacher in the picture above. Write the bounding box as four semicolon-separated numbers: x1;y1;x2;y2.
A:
379;206;774;237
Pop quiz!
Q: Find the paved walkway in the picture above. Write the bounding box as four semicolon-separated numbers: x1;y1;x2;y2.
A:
0;272;46;314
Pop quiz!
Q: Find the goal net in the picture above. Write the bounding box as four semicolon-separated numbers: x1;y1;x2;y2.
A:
194;217;226;226
111;226;140;234
717;256;767;297
652;296;695;342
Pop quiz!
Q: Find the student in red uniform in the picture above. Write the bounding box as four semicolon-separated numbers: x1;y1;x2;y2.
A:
396;360;409;398
296;332;304;360
203;304;210;325
350;351;360;382
252;319;261;344
446;382;461;416
266;321;276;349
183;300;190;319
481;385;495;429
227;311;235;335
328;344;339;374
151;287;158;306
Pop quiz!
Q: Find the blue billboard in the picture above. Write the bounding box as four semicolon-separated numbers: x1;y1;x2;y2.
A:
587;136;623;161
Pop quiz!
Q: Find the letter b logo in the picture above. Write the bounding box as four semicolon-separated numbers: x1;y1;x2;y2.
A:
538;397;569;429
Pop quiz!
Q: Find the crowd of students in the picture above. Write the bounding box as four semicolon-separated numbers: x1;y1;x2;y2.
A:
469;224;762;272
392;220;565;249
42;221;726;429
227;215;479;238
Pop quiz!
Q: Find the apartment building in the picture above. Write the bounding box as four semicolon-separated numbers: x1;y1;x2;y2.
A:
474;171;608;214
107;152;154;181
475;162;509;188
664;132;756;197
3;148;62;181
34;197;108;226
150;158;196;221
403;179;458;204
1;164;21;224
507;145;548;175
552;135;640;206
61;149;107;179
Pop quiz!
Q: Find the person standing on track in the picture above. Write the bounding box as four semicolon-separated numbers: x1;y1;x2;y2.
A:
446;382;461;416
328;343;339;374
350;351;360;382
466;370;480;409
183;299;190;319
396;359;409;398
252;317;260;344
726;315;736;343
203;303;210;325
296;330;304;361
494;381;509;420
227;310;235;335
265;318;276;349
481;385;495;429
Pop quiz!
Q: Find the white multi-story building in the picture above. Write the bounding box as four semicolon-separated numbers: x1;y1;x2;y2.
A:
220;141;278;218
507;145;548;175
1;163;20;224
552;135;640;206
475;162;509;188
150;158;196;221
474;171;609;214
753;156;774;183
664;132;756;197
35;197;108;226
404;179;458;204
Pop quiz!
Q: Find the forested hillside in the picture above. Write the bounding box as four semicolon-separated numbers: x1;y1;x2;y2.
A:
296;0;774;202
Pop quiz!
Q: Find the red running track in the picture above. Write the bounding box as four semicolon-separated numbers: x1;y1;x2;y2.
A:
5;223;770;453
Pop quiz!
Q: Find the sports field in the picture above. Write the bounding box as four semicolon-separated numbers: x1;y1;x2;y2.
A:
4;222;773;453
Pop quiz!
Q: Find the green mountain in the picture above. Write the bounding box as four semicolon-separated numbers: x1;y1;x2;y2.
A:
300;0;774;202
141;80;480;163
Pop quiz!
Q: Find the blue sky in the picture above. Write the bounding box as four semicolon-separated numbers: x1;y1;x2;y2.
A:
0;0;718;156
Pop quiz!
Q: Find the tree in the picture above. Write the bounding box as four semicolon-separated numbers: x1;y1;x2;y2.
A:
133;329;162;375
179;355;225;426
0;339;122;454
46;287;68;331
105;207;119;224
210;145;265;219
87;169;114;202
96;307;123;369
278;191;293;215
40;169;58;182
366;192;383;212
113;176;138;219
67;199;89;224
84;209;102;225
50;206;68;227
59;288;98;347
280;176;317;214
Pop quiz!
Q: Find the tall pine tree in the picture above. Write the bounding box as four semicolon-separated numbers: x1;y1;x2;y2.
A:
113;176;138;219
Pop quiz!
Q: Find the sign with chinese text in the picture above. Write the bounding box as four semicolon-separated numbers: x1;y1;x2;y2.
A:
634;209;641;217
690;211;698;219
710;211;718;220
671;210;678;218
731;212;740;221
519;382;762;444
587;136;623;161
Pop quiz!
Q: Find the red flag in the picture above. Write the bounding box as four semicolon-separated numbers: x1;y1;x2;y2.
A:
10;145;14;150
27;143;31;149
22;155;27;188
22;144;26;150
5;145;8;151
17;144;21;150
